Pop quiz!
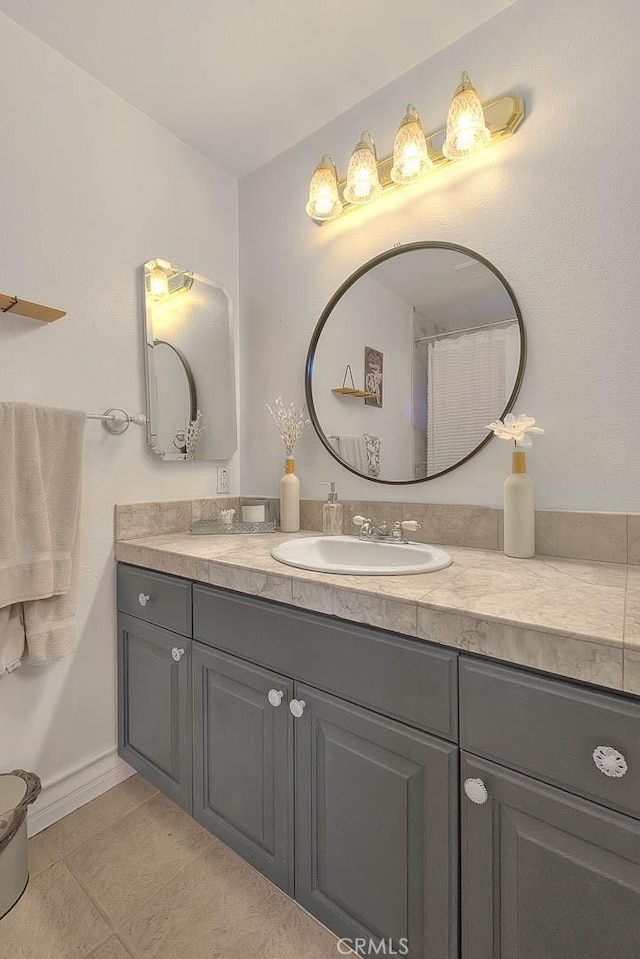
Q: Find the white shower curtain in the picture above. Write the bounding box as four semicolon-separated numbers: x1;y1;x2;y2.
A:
427;325;516;475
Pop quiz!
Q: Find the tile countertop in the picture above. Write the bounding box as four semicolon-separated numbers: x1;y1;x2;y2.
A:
114;531;640;697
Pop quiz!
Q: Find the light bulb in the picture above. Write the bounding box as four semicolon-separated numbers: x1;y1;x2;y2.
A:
390;105;433;184
305;155;342;221
343;132;382;205
149;265;169;297
442;72;491;160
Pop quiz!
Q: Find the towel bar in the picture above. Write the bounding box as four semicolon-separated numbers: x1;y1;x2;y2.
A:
86;409;147;435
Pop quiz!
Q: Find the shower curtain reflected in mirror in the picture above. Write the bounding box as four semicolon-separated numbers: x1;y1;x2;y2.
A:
413;322;519;478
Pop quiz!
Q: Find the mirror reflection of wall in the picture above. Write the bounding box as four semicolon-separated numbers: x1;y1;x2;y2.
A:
143;259;237;462
308;245;524;484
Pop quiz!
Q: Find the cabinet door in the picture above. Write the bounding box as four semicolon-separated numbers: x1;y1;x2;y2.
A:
192;643;294;893
118;613;192;812
461;753;640;959
294;684;458;959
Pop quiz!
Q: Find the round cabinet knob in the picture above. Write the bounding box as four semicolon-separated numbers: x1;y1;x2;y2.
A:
464;777;489;805
171;647;185;662
138;592;151;607
593;745;628;778
268;689;284;707
289;699;306;719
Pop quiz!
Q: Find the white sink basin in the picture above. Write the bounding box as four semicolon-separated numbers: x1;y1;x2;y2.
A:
271;536;451;576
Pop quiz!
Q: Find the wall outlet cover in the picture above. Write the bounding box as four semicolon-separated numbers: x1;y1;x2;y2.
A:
217;468;230;493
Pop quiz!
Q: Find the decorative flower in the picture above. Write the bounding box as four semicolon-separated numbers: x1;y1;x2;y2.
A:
486;413;544;448
266;397;309;455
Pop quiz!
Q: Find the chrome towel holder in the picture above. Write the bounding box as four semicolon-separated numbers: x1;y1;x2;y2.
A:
86;409;147;435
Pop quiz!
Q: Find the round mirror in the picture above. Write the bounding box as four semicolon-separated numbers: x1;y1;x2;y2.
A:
305;242;525;485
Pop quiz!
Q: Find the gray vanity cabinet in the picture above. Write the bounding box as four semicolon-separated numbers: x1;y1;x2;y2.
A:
117;613;192;812
461;752;640;959
294;684;459;959
192;642;294;893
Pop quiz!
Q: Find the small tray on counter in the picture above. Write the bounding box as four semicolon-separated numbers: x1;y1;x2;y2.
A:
190;519;278;536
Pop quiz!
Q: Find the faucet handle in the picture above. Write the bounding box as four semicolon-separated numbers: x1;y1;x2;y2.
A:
401;520;422;532
352;515;368;526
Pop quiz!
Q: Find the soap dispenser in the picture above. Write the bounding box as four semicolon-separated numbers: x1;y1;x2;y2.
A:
322;482;343;536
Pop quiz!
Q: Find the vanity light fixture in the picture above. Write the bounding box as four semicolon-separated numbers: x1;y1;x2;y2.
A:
343;131;382;205
390;104;433;184
148;264;169;298
305;73;525;224
442;71;491;159
305;155;343;221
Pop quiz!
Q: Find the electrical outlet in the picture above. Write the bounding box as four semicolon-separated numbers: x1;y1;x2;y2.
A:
217;468;229;494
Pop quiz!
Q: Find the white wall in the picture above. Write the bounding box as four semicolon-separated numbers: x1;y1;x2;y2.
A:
239;0;640;510
0;14;238;810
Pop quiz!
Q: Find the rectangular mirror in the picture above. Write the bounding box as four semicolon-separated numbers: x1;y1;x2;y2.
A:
143;259;237;461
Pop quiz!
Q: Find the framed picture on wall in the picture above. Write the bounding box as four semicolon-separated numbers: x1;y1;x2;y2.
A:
364;346;383;408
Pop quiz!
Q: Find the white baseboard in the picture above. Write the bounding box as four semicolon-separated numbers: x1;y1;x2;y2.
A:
27;747;135;837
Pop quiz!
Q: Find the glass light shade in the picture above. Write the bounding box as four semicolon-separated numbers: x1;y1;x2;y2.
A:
149;265;169;297
305;156;342;221
343;132;382;205
442;72;491;160
390;105;433;184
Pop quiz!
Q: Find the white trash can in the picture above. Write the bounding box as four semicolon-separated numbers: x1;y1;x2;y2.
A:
0;771;41;919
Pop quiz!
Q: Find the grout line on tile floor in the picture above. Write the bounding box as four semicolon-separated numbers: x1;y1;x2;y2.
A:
85;935;137;959
43;785;160;861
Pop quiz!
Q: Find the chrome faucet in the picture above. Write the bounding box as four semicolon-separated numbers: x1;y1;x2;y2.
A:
353;515;422;544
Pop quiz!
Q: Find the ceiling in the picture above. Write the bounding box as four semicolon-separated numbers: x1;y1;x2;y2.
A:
0;0;513;176
371;249;515;330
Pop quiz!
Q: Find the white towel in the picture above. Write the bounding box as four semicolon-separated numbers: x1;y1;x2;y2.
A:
0;403;85;673
330;435;367;474
330;434;381;477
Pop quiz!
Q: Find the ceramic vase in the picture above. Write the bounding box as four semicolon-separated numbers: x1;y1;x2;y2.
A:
280;456;300;532
503;450;535;558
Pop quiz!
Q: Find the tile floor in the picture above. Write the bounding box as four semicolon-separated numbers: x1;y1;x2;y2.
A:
1;775;346;959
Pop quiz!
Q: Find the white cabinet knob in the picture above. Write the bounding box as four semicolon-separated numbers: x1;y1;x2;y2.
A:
171;647;185;662
138;592;151;607
289;699;306;718
268;689;284;707
593;745;628;778
464;777;489;805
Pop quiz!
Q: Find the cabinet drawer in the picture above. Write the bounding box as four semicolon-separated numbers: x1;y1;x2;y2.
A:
193;584;458;741
117;564;191;637
460;658;640;819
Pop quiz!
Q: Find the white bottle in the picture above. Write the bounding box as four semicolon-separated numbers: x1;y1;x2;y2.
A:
280;456;300;532
322;481;343;536
503;450;535;558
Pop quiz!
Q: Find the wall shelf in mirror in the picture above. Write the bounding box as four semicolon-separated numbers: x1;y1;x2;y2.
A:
0;292;66;323
331;364;377;399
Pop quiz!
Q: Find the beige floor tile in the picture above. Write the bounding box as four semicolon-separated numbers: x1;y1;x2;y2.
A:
45;775;158;857
87;937;133;959
66;794;211;927
121;841;292;959
261;899;347;958
0;861;110;959
28;829;60;877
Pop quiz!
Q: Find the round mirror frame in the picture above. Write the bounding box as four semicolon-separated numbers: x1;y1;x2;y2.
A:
305;241;527;486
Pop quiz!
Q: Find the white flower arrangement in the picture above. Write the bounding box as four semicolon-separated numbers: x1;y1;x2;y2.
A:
266;397;309;456
184;410;205;461
486;413;544;448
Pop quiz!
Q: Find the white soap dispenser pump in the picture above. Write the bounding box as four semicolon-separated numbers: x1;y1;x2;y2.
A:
322;481;343;536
